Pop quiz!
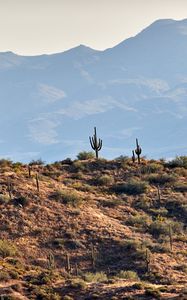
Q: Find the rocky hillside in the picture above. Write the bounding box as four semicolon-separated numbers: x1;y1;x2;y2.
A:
0;155;186;299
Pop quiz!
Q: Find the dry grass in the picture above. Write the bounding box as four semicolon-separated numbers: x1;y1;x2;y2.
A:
0;158;185;299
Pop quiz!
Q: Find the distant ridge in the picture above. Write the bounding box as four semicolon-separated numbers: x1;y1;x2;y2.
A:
0;18;186;162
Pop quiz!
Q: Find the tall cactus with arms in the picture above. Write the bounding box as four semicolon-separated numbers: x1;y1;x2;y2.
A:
89;127;102;159
135;138;142;164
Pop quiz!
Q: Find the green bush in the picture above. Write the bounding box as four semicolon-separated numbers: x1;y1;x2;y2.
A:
95;175;114;186
149;220;183;237
111;180;148;195
68;279;86;290
0;195;10;204
0;159;13;168
72;161;86;172
77;151;95;160
166;156;187;169
29;158;45;166
147;174;176;186
140;163;163;174
0;239;17;258
0;270;10;281
133;195;152;210
125;214;152;229
50;190;82;207
116;270;140;281
83;272;108;283
144;287;161;298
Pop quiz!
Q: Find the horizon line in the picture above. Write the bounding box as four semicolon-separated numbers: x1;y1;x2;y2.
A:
1;17;186;57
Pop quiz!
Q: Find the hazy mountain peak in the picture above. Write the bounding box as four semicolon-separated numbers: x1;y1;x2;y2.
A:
0;19;187;161
148;18;177;27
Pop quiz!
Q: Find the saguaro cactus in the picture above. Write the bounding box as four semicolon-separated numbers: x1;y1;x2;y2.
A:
135;138;142;164
28;165;32;178
35;173;40;193
89;127;102;159
65;253;71;274
91;243;96;271
7;178;13;200
157;185;161;203
47;252;55;271
169;224;173;251
132;150;136;163
145;249;151;273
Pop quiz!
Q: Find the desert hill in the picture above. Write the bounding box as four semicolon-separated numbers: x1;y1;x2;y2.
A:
0;154;185;299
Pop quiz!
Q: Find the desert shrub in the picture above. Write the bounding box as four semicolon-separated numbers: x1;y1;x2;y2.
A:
50;190;82;207
29;158;45;166
152;243;171;253
9;270;19;279
140;163;163;174
125;214;152;229
71;171;84;180
60;158;73;165
166;156;187;169
0;239;17;258
95;175;114;186
52;238;64;249
77;151;95;160
64;239;84;250
147;174;176;186
13;196;29;207
116;270;140;281
174;167;187;177
173;184;187;193
83;272;107;283
175;264;187;273
0;270;10;281
111;180;148;195
13;162;23;173
115;155;129;168
72;161;86;172
149;220;183;237
35;287;61;300
144;287;161;298
133;195;153;210
121;239;147;261
149;207;168;217
115;155;129;163
0;159;13;168
122;239;142;252
0;195;10;204
149;221;168;237
71;182;92;192
68;279;86;290
165;198;187;219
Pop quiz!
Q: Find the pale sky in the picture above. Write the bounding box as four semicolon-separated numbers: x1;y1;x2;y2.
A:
1;0;187;55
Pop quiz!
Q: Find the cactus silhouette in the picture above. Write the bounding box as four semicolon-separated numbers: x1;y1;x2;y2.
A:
169;224;173;251
145;248;151;272
35;173;40;193
135;138;142;164
89;127;102;159
132;150;136;163
65;253;71;274
28;165;32;178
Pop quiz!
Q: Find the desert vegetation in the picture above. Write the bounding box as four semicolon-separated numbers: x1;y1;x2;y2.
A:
0;153;185;299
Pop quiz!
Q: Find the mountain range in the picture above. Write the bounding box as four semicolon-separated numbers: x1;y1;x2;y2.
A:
1;18;187;162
